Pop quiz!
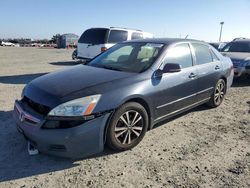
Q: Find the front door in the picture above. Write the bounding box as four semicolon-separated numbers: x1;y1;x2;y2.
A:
154;43;199;121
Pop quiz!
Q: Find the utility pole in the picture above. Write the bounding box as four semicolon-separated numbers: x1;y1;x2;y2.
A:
219;21;224;42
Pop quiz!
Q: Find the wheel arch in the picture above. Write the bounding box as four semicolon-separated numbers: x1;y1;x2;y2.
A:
125;97;152;130
220;76;227;93
103;96;153;145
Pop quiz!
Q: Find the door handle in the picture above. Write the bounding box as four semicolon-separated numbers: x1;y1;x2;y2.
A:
189;73;197;79
215;65;220;70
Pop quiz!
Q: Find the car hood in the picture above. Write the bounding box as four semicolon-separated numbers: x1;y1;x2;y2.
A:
222;52;250;61
24;65;135;108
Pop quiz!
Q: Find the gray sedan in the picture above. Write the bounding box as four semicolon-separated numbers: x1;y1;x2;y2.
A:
221;38;250;78
13;38;233;158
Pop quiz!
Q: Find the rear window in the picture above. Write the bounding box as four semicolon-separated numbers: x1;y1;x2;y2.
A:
192;43;213;65
78;28;108;44
108;30;128;43
131;32;143;40
221;42;250;53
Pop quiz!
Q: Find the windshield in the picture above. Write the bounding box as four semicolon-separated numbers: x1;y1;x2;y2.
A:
87;42;164;73
221;41;250;53
78;28;108;44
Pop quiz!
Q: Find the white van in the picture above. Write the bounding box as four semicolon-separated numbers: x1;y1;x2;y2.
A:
77;27;153;61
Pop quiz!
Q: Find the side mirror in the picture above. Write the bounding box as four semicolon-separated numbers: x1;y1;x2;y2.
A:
163;63;181;73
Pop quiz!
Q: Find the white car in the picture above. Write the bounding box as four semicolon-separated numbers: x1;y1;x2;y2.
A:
77;27;153;61
1;41;15;47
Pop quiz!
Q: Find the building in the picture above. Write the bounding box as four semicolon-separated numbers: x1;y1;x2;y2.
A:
57;33;78;48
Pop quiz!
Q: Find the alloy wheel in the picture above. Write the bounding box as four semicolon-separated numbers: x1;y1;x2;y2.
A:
114;110;143;145
214;80;225;105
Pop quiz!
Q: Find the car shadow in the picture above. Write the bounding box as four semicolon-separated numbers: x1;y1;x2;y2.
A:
0;104;219;182
232;77;250;87
49;61;82;66
0;73;47;85
0;110;117;182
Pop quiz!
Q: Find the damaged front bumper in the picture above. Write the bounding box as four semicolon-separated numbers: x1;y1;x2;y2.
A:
13;100;111;158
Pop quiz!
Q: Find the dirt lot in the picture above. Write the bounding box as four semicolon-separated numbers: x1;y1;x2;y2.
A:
0;46;250;188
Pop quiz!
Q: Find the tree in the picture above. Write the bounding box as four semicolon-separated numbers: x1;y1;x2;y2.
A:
51;34;61;43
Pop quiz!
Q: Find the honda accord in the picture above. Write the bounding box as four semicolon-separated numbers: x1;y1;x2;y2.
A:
13;38;234;158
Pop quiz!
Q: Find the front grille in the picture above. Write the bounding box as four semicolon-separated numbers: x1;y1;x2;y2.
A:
15;101;41;125
22;96;51;115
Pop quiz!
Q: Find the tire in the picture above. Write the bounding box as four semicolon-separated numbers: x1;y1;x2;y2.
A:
72;50;77;60
207;79;226;108
106;102;149;151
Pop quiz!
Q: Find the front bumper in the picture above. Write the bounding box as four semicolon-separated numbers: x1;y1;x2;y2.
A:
13;100;111;158
234;66;250;77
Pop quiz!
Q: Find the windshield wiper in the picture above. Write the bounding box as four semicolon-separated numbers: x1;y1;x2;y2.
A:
102;65;122;71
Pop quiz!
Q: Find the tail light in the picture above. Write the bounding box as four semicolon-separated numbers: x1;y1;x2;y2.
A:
101;47;107;52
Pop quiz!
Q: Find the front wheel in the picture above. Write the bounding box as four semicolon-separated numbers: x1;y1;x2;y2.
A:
106;102;149;151
207;79;226;107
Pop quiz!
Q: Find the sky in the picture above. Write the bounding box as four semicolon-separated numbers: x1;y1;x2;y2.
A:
0;0;250;42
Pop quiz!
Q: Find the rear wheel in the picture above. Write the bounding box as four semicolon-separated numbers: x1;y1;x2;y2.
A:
106;102;148;151
207;79;226;107
72;50;77;60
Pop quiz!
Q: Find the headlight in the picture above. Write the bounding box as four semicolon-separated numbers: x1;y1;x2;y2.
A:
48;94;101;117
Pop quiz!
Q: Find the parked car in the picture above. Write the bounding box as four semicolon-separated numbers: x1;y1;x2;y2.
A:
13;38;233;158
77;27;153;61
209;42;227;51
221;38;250;78
1;41;15;46
72;49;77;60
209;42;219;49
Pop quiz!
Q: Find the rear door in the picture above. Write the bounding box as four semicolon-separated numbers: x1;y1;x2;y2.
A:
191;43;222;101
77;28;108;59
154;43;199;120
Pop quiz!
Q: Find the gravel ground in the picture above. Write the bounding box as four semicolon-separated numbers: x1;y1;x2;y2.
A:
0;46;250;188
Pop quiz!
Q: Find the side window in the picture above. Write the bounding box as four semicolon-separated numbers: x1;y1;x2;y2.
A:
210;49;219;61
164;43;193;69
192;43;213;65
131;32;143;40
108;30;128;43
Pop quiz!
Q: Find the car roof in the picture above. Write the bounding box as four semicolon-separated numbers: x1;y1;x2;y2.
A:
88;27;145;32
124;38;204;45
231;39;250;42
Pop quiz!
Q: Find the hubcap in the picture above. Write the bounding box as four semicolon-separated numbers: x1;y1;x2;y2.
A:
115;110;143;145
214;81;225;105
